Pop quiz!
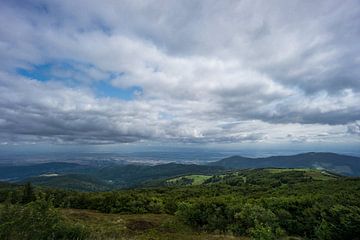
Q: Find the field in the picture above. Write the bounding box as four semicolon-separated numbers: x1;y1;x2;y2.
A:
61;208;247;240
166;174;212;185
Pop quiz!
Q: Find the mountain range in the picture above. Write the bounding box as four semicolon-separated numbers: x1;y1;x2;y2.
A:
0;152;359;191
209;152;360;176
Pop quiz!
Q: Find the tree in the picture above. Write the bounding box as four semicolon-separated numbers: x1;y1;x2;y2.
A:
21;182;36;204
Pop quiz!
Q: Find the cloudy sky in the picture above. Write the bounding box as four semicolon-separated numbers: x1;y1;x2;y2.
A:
0;0;359;152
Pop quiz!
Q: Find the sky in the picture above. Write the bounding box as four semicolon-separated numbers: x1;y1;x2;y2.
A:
0;0;359;154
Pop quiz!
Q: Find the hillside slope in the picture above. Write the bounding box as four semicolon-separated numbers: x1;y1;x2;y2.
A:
18;163;223;191
209;152;360;176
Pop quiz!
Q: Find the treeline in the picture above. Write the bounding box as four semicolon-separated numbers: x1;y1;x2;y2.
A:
1;169;360;239
176;195;360;239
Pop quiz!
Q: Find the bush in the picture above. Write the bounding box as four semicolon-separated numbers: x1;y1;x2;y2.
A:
249;224;275;240
21;182;36;204
230;203;279;236
176;199;231;232
315;205;360;240
0;200;88;240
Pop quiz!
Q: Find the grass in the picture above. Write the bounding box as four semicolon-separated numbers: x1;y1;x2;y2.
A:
166;169;338;187
304;170;338;180
266;168;312;173
61;208;247;240
167;175;212;185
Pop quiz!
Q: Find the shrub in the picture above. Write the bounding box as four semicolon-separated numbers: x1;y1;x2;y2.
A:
176;200;231;232
231;203;278;235
315;205;360;240
0;200;88;240
21;182;36;204
249;224;276;240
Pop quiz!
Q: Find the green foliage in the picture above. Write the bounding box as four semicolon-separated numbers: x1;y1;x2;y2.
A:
177;200;285;238
249;224;276;240
21;182;36;204
231;203;279;236
0;200;88;240
176;199;231;232
315;205;360;240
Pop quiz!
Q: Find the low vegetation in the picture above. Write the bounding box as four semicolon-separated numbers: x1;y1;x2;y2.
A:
0;200;87;240
61;208;246;240
166;174;212;186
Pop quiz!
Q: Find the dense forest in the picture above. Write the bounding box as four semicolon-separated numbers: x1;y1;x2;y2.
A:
1;168;360;239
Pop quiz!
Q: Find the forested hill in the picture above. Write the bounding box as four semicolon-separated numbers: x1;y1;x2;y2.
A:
209;152;360;176
0;162;224;191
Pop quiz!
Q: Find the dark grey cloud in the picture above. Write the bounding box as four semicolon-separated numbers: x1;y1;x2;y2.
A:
348;122;360;135
0;74;155;144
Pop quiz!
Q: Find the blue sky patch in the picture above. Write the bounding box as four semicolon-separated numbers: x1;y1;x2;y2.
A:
17;62;140;100
17;64;53;82
94;81;143;101
16;61;107;83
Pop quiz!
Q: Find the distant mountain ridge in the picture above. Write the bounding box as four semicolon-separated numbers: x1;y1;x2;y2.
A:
208;152;360;176
1;152;359;191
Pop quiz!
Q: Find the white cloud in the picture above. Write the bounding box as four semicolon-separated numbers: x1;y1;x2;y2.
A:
0;0;359;145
